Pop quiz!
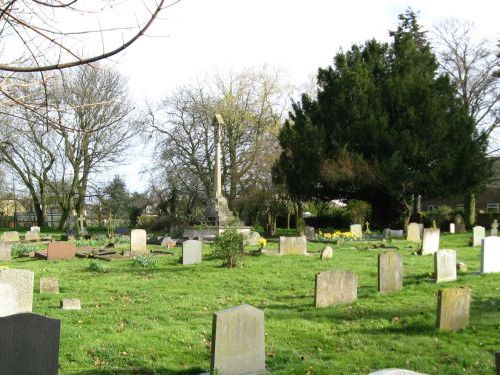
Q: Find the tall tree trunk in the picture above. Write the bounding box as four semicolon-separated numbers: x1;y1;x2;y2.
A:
466;192;476;229
295;201;305;235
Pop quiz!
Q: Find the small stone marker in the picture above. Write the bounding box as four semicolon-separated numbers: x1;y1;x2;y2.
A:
378;252;403;293
1;231;19;242
320;246;333;260
492;220;499;236
40;277;59;294
278;236;307;255
0;313;60;375
421;228;440;255
30;226;41;232
315;270;357;307
369;370;427;375
407;223;421;242
449;223;455;234
182;240;202;265
61;298;81;310
0;283;17;317
304;226;315;240
0;268;34;313
350;224;362;239
436;287;471;331
481;236;500;273
211;304;265;375
24;230;41;241
456;261;467;272
130;229;148;255
434;249;457;283
0;241;12;260
473;226;485;247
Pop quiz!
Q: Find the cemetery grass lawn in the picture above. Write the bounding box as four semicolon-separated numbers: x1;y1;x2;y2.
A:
2;232;499;374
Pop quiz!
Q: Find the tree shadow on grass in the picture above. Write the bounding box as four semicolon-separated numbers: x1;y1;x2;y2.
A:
403;273;434;286
75;367;206;375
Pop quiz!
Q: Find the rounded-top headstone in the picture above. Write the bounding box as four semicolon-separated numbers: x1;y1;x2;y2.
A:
320;246;333;260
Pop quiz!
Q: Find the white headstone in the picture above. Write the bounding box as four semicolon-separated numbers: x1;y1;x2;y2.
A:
473;226;485;247
449;223;455;234
481;236;500;273
0;283;17;317
421;228;440;255
30;226;41;233
349;224;362;239
0;269;34;313
130;229;147;255
434;249;457;282
182;240;202;265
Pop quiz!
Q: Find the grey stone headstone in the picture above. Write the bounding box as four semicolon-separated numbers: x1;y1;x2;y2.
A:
244;231;261;246
369;370;428;375
473;226;485;247
304;226;315;240
1;231;19;242
449;223;455;234
40;277;59;294
0;313;60;375
407;223;421;242
421;228;440;255
278;236;307;255
434;249;457;283
436;287;471;331
454;213;466;233
130;229;147;255
30;226;41;233
116;226;129;235
211;304;265;375
0;241;12;260
315;270;357;307
24;231;41;241
383;228;391;239
378;252;403;293
0;269;34;313
389;229;404;238
61;298;81;310
349;224;362;239
0;283;17;317
320;246;333;260
492;220;499;236
182;240;202;265
481;236;500;273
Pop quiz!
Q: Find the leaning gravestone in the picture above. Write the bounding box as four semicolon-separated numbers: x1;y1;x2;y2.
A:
421;228;440;255
40;277;59;294
211;304;266;375
454;213;466;233
0;313;61;375
130;229;148;255
350;224;362;239
36;241;76;260
481;236;500;273
0;268;34;313
61;298;81;310
0;283;17;317
473;226;485;247
449;223;455;234
491;220;499;236
436;287;471;331
30;226;40;233
315;270;357;307
182;240;202;265
369;370;427;375
320;246;333;260
407;223;421;242
304;226;315;240
0;241;12;260
278;236;307;255
378;252;403;293
434;249;457;283
24;230;41;242
1;231;19;242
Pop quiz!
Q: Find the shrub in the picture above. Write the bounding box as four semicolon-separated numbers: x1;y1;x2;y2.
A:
11;244;37;257
87;260;110;273
212;227;245;268
346;200;372;225
132;255;158;268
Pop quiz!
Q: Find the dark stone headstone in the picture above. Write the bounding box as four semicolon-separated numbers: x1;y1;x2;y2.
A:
0;313;60;375
116;227;129;235
454;213;466;233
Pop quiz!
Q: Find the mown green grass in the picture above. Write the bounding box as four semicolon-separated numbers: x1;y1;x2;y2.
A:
0;231;499;374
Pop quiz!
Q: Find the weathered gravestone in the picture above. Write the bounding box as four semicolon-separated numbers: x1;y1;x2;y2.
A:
378;252;403;293
454;213;466;233
434;249;457;283
320;246;333;260
0;283;16;317
492;220;499;237
436;287;471;331
0;269;34;313
278;236;307;255
61;298;81;310
161;236;176;248
304;226;315;240
449;223;455;234
407;223;421;242
421;228;440;255
24;231;41;242
40;277;59;294
0;241;12;260
369;370;427;375
130;229;147;255
473;226;486;247
389;229;404;238
36;241;76;260
244;231;261;246
0;313;60;375
116;226;129;235
211;304;266;375
481;236;500;273
182;240;202;265
30;226;40;233
350;224;362;239
315;270;357;307
1;231;19;242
